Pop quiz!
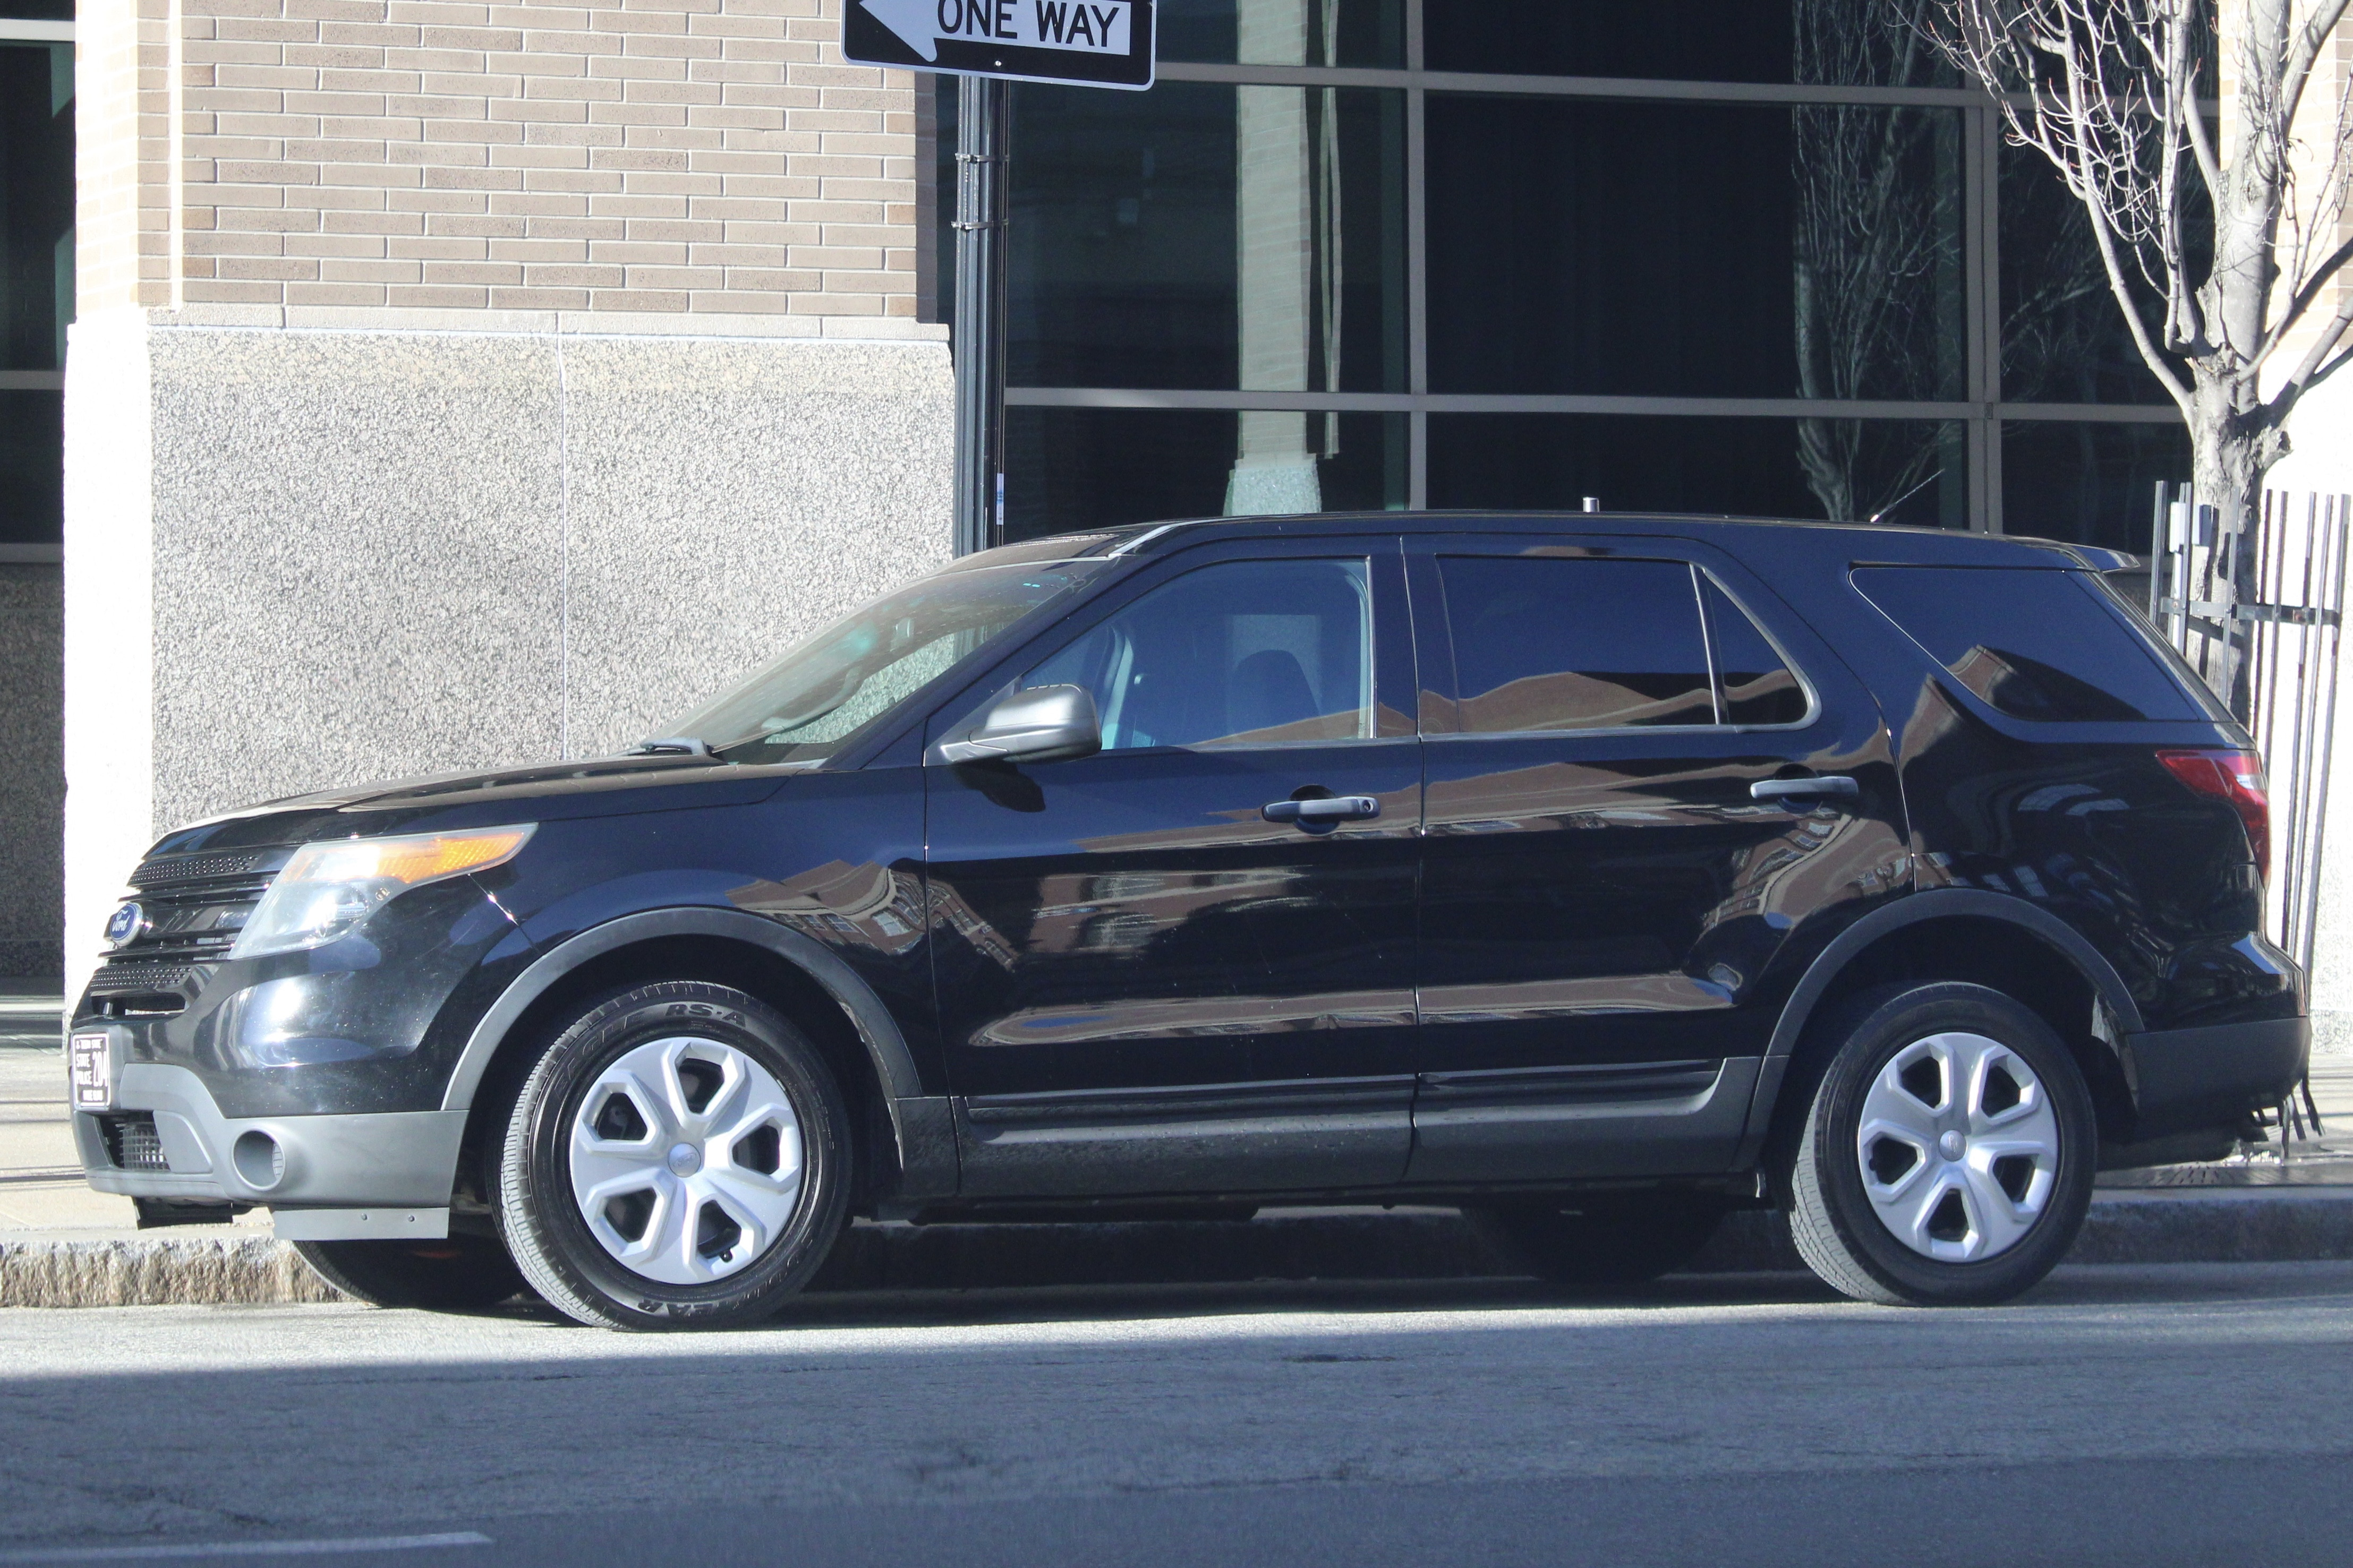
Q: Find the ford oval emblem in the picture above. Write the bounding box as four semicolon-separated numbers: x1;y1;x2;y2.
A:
104;901;146;948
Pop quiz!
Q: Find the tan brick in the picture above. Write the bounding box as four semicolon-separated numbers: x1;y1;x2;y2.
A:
489;285;589;307
523;262;623;286
287;280;389;303
586;287;687;310
388;282;490;305
390;233;489;258
687;288;796;312
323;256;424;280
489;235;586;261
590;238;684;263
422;258;522;282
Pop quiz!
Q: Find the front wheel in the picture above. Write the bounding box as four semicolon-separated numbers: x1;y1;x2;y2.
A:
1785;981;2096;1307
497;981;852;1331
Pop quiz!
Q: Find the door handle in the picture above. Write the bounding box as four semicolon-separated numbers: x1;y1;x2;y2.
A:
1750;775;1860;802
1263;795;1382;825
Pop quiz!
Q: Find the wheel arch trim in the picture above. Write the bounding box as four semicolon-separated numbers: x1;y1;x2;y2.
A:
1764;890;2145;1061
439;906;926;1127
1736;890;2144;1166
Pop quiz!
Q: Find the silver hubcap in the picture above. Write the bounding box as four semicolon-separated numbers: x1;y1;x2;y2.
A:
568;1036;805;1286
1856;1032;2060;1263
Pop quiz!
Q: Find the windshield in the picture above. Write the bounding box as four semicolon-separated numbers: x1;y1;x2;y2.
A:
657;559;1108;765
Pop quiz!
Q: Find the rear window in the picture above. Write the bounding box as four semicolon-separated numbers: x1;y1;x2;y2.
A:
1853;565;2205;723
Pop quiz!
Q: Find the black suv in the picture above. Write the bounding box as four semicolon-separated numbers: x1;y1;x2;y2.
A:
72;515;2305;1327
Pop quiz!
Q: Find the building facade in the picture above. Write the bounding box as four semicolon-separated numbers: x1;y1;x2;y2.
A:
54;0;952;992
13;0;2351;1007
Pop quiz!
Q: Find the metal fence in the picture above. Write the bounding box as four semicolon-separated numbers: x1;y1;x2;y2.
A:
2150;483;2352;1139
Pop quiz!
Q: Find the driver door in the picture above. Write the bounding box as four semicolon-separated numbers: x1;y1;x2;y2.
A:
924;536;1422;1198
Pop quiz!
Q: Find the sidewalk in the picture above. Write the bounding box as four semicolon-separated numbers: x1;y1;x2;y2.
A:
2;988;2350;1307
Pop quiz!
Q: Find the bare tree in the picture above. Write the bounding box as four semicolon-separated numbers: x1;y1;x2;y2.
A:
1794;0;1964;523
1931;0;2353;534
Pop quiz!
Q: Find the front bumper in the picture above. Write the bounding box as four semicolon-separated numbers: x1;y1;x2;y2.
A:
78;1061;465;1220
2122;1015;2310;1139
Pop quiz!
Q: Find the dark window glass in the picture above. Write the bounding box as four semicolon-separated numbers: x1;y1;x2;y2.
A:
0;389;60;544
1158;0;1404;66
1426;0;1957;86
0;45;70;374
981;81;1405;391
1702;577;1809;725
1026;559;1372;749
2001;421;2190;554
1429;414;1965;528
1440;557;1715;732
1427;96;1962;401
1854;566;2204;722
1005;407;1404;542
1999;144;2183;404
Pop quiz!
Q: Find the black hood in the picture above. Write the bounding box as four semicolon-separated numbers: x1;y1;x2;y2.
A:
142;753;794;859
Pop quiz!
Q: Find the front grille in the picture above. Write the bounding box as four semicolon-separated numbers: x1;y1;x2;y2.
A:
132;851;269;888
85;961;196;997
109;853;283;966
100;1112;169;1171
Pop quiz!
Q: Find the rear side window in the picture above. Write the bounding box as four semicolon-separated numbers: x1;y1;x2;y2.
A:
1854;565;2204;723
1438;556;1719;732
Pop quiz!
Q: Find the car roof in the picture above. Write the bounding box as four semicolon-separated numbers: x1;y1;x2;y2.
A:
991;512;2134;572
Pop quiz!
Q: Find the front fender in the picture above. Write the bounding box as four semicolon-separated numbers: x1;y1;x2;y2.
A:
439;907;952;1201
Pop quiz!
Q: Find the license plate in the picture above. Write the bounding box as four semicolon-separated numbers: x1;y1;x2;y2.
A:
68;1033;112;1111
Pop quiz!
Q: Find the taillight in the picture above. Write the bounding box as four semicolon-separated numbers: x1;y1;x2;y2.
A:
2157;749;2271;884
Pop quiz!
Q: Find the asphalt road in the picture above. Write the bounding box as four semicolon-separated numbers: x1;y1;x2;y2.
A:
2;1264;2350;1567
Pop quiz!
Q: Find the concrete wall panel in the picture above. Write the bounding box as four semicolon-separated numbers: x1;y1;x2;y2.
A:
147;328;570;833
0;564;62;976
557;336;954;757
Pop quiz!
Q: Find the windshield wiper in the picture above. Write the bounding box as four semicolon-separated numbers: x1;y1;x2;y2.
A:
630;737;711;757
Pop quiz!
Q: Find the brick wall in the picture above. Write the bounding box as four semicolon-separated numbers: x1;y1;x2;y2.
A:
117;0;919;319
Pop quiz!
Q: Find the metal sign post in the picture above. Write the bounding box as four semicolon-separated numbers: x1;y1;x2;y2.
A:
845;0;1156;556
952;75;1009;556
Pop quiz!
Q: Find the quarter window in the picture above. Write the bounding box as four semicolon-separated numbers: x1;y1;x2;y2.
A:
1701;576;1809;725
1853;565;2206;723
1024;558;1374;750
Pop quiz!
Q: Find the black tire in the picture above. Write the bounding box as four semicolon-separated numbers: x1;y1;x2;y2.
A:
1476;1193;1728;1288
293;1235;528;1312
1785;980;2096;1307
497;981;851;1331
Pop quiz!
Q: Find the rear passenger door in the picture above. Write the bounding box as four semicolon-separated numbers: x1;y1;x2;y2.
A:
1406;533;1909;1182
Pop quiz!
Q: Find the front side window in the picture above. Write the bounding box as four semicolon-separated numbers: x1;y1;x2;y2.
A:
660;559;1107;765
1024;558;1374;750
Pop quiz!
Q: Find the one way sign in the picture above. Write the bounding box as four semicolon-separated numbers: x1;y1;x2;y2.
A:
844;0;1155;89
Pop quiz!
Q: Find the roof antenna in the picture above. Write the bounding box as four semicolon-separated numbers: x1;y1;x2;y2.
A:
1581;496;1600;513
1869;471;1943;526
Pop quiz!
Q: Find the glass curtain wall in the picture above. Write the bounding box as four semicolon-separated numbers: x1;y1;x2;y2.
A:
937;0;2186;549
0;1;72;547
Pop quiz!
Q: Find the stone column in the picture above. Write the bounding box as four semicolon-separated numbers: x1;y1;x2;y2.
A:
1226;0;1320;516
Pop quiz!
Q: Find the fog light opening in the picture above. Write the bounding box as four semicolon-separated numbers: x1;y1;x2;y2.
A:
232;1130;286;1192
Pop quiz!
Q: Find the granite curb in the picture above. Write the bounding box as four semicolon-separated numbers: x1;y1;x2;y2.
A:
4;1188;2350;1308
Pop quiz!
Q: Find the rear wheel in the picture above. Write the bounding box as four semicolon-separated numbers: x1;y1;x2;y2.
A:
293;1235;527;1312
1477;1193;1728;1288
497;981;851;1331
1785;981;2095;1306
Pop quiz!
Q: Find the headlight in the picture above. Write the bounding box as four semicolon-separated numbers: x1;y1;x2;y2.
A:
229;825;535;960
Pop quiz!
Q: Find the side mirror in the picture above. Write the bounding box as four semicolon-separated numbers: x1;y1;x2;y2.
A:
936;684;1102;767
